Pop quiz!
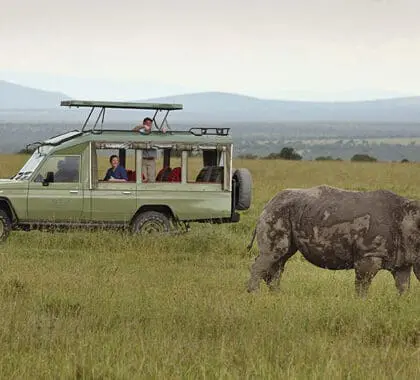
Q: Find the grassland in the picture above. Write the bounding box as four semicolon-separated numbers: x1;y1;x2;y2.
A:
1;154;420;379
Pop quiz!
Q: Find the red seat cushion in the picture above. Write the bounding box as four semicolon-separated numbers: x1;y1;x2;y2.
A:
126;170;136;181
168;167;181;182
126;170;147;182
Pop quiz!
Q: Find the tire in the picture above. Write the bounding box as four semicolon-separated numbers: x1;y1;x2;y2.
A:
0;209;12;243
131;211;171;235
233;168;252;211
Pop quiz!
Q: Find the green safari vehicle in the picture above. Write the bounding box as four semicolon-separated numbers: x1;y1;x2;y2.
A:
0;100;252;241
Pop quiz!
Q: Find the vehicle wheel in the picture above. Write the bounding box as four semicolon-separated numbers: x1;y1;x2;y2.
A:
233;168;252;211
0;209;12;243
131;211;171;235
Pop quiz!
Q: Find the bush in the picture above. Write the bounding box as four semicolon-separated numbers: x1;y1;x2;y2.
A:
263;147;302;160
351;154;377;162
315;156;342;161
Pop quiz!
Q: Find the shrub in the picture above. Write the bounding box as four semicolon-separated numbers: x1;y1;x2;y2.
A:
350;154;377;162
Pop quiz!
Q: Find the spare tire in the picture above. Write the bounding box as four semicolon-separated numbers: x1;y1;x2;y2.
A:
233;168;252;210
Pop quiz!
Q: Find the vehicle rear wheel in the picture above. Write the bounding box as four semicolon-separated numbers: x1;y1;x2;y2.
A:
131;211;171;235
0;209;12;243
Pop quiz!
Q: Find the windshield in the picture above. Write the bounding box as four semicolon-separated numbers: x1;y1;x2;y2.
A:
12;145;53;180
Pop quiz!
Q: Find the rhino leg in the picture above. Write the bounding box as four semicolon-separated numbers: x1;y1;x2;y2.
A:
391;266;411;295
354;257;383;298
413;264;420;281
247;250;295;293
247;220;295;293
266;250;296;292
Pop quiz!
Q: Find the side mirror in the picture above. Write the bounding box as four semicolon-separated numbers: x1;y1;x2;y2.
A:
42;171;54;186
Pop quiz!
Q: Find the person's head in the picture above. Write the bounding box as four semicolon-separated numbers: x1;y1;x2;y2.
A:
109;155;120;168
143;117;153;131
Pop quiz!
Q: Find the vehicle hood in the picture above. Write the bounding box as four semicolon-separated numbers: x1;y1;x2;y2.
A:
0;179;28;189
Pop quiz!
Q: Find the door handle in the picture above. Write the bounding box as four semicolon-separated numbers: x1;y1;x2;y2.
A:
122;191;132;195
69;190;79;194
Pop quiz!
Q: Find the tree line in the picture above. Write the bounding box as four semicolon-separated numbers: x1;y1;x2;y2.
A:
238;147;410;163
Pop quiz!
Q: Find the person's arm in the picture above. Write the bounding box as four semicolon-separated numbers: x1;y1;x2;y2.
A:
133;125;149;133
103;168;111;181
109;166;128;182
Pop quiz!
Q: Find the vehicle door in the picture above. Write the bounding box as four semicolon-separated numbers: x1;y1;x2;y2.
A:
27;154;84;222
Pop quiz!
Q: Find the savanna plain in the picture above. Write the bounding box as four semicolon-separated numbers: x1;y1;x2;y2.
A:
1;154;420;379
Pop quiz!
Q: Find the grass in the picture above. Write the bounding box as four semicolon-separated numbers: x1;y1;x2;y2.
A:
1;154;420;378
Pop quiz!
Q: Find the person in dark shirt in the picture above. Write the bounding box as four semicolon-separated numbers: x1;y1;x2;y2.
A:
103;155;128;182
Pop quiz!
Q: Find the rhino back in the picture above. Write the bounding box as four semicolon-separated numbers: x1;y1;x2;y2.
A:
262;186;407;269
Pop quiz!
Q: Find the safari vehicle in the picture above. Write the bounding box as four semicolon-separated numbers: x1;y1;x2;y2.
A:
0;100;252;242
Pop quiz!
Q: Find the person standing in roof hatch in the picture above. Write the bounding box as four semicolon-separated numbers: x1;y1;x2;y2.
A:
132;117;166;182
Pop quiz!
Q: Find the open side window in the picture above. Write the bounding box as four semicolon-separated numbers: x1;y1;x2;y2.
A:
189;145;231;190
92;143;136;184
148;143;231;189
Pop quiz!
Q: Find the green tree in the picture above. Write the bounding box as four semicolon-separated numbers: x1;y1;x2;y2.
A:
279;147;302;160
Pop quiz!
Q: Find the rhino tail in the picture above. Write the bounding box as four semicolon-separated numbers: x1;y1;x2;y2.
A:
247;226;257;251
413;264;420;281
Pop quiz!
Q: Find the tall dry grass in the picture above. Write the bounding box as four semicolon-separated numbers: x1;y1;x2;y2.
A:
0;154;420;378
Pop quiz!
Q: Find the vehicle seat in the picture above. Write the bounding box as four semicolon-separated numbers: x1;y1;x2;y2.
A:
195;166;223;183
126;170;147;182
127;170;136;182
167;167;181;182
156;167;172;182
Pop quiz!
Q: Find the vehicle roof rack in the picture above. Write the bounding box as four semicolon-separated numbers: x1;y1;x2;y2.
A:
189;127;231;136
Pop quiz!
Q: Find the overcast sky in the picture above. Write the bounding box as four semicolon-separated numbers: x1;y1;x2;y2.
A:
1;0;420;101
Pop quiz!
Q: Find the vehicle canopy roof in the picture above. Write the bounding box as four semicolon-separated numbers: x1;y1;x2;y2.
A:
61;99;183;133
60;100;183;111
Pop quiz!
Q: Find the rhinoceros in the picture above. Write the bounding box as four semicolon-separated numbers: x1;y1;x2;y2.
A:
247;185;420;297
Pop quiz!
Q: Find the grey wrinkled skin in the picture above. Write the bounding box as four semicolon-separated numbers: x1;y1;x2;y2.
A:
247;185;420;297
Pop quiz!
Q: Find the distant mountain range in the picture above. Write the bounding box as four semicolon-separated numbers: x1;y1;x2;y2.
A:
1;80;420;123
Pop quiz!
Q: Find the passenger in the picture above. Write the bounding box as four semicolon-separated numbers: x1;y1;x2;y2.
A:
132;117;153;134
133;117;155;182
54;157;79;182
132;117;168;134
142;148;157;183
103;155;128;182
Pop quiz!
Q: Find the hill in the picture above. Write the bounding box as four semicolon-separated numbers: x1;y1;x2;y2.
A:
0;80;70;109
1;80;420;122
146;91;420;122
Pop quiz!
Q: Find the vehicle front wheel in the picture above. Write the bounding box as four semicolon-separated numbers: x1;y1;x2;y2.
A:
131;211;171;235
0;209;12;243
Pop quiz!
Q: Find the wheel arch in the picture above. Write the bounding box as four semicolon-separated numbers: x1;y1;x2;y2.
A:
0;197;18;223
130;204;176;225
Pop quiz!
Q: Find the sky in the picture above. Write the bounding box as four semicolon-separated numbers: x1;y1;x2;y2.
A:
1;0;420;101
